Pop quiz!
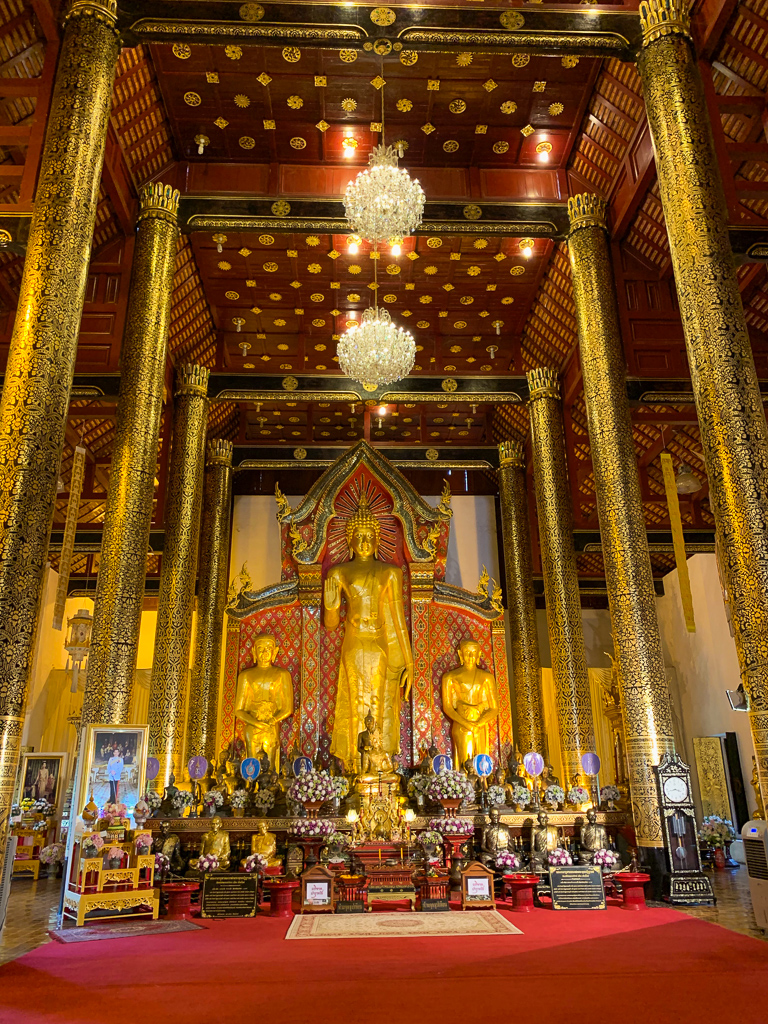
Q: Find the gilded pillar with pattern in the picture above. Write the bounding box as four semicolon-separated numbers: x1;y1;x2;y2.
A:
81;183;180;727
0;0;119;860
497;441;545;756
638;0;768;811
186;440;233;762
148;366;210;786
527;368;595;785
567;193;675;848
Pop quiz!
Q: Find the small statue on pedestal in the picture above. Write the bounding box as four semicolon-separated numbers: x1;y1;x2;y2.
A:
159;774;180;818
190;815;231;872
578;808;609;864
154;820;186;875
530;811;561;872
245;821;283;869
356;701;400;792
480;807;514;866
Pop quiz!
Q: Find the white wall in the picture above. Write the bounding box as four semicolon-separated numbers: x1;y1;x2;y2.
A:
656;553;756;817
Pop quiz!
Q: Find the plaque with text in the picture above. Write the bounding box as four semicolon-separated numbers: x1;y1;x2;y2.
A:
550;866;606;910
200;874;258;918
421;897;450;912
336;900;366;914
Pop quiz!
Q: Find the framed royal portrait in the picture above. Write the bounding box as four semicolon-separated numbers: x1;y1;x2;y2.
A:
76;724;149;824
20;752;68;813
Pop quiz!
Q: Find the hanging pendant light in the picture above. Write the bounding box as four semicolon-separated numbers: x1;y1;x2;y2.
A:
337;307;415;387
344;143;425;244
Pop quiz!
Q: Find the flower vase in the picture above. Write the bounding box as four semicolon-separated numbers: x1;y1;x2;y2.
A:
713;846;727;870
439;798;462;817
303;800;324;820
232;808;244;818
606;799;616;811
203;805;215;818
108;857;122;870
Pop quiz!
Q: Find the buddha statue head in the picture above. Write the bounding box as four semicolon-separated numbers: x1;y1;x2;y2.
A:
457;639;482;670
346;495;380;558
252;633;279;668
488;807;501;825
211;815;223;833
586;808;597;825
537;810;549;827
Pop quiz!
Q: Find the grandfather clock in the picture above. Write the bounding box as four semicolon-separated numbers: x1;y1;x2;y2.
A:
653;752;715;905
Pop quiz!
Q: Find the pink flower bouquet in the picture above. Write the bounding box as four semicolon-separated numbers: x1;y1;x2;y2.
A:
197;853;220;873
547;848;572;867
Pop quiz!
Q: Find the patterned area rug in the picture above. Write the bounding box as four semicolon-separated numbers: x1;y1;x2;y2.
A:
286;910;522;940
49;919;205;944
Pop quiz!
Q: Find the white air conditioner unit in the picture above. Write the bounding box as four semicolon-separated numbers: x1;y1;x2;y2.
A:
0;836;18;935
742;819;768;931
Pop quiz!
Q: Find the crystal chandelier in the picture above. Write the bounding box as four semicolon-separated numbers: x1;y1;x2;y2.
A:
344;142;425;243
337;306;415;387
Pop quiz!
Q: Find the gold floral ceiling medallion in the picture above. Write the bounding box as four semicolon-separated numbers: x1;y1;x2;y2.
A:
449;99;467;114
234;94;250;108
239;136;255;149
442;378;458;392
290;137;306;149
500;10;525;29
400;50;418;66
287;95;304;110
443;140;459;153
340;49;358;62
172;43;191;59
493;141;510;154
370;7;396;26
463;204;482;220
511;54;530;68
184;92;201;106
226;45;243;60
283;47;301;63
239;3;264;21
342;97;358;112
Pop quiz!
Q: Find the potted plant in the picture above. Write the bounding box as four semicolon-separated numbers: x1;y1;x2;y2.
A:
254;788;275;816
231;789;249;817
135;833;153;856
39;842;65;877
543;785;565;810
599;784;621;811
487;785;506;807
566;785;590;808
107;846;126;869
407;773;430;812
288;769;335;818
171;789;195;818
244;852;268;875
547;848;573;868
202;790;224;818
425;770;474;815
81;832;104;860
417;828;445;860
592;848;619;872
324;831;353;867
329;775;350;815
495;849;520;873
155;851;170;882
699;815;737;869
145;790;162;818
197;853;220;874
509;784;531;811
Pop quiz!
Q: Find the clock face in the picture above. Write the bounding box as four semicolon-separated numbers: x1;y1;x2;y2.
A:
663;776;689;803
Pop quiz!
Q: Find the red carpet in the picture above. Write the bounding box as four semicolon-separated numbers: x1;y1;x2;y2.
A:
3;905;767;1024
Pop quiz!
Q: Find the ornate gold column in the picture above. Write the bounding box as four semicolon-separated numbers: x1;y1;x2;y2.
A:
567;193;675;848
527;368;595;785
638;0;768;811
0;0;119;859
497;440;546;755
82;183;180;726
186;440;233;762
148;366;210;786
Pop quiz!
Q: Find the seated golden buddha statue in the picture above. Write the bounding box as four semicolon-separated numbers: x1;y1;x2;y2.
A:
234;634;294;771
190;815;231;872
480;807;514;866
441;639;499;765
356;700;400;793
530;811;561;872
242;822;282;869
579;808;609;865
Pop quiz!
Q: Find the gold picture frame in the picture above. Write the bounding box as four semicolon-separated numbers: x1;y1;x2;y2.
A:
19;752;68;814
75;724;149;825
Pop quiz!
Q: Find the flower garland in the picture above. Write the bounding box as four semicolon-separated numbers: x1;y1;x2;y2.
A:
428;816;474;835
495;850;520;871
508;784;530;807
197;853;220;873
566;786;590;806
592;848;619;868
487;785;506;806
425;770;474;803
288;769;334;804
244;852;268;875
230;789;249;809
40;843;65;865
543;785;565;807
290;818;336;838
547;848;572;867
417;829;444;847
600;785;621;803
699;815;736;846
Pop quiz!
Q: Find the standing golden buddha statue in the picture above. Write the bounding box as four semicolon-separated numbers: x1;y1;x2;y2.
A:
323;495;413;769
234;633;294;770
441;639;499;764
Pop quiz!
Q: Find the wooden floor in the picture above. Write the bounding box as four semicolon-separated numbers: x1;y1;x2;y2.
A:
0;866;764;966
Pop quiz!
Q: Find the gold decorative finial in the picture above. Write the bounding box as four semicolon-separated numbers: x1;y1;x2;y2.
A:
498;439;525;468
345;493;381;548
437;479;453;519
175;364;209;397
567;193;607;233
138;182;180;225
490;579;504;614
206;439;233;467
274;483;293;523
526;367;560;402
477;565;490;597
639;0;691;46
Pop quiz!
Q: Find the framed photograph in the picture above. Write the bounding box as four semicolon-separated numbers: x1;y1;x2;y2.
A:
20;753;68;813
76;724;149;824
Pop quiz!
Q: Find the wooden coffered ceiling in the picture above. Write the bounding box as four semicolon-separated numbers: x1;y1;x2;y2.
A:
1;0;768;599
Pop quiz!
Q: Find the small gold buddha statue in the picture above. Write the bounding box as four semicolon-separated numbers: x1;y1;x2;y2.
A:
234;634;294;770
190;815;231;872
244;822;282;869
441;639;499;764
480;807;514;866
530;811;561;872
356;701;400;792
579;808;608;865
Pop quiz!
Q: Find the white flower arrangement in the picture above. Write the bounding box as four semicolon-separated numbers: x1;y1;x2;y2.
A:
197;853;220;873
172;790;195;812
244;852;268;874
426;769;474;803
567;785;590;806
288;769;335;804
203;790;224;808
428;816;474;835
40;843;65;865
407;774;431;797
600;785;621;803
509;784;531;807
487;785;506;806
592;848;619;868
547;848;572;867
495;850;520;871
290;818;336;838
543;785;565;807
254;789;275;812
330;776;350;798
699;815;736;846
326;831;353;850
417;829;444;847
230;789;248;809
145;790;162;811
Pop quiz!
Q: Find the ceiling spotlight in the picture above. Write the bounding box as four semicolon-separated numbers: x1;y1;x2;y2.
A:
492;320;503;337
390;236;403;257
519;237;534;259
378;405;387;416
232;317;246;333
213;233;227;254
239;341;252;358
348;234;360;255
194;133;210;156
536;141;552;164
342;137;358;158
675;462;703;495
486;345;498;359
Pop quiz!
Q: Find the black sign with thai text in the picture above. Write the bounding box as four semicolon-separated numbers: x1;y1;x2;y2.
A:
549;865;605;910
200;873;258;918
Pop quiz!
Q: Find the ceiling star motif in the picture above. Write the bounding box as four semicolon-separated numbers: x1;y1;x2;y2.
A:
342;97;358;112
396;98;412;111
287;95;304;109
548;102;564;116
226;45;243;60
234;94;250;108
214;117;228;129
